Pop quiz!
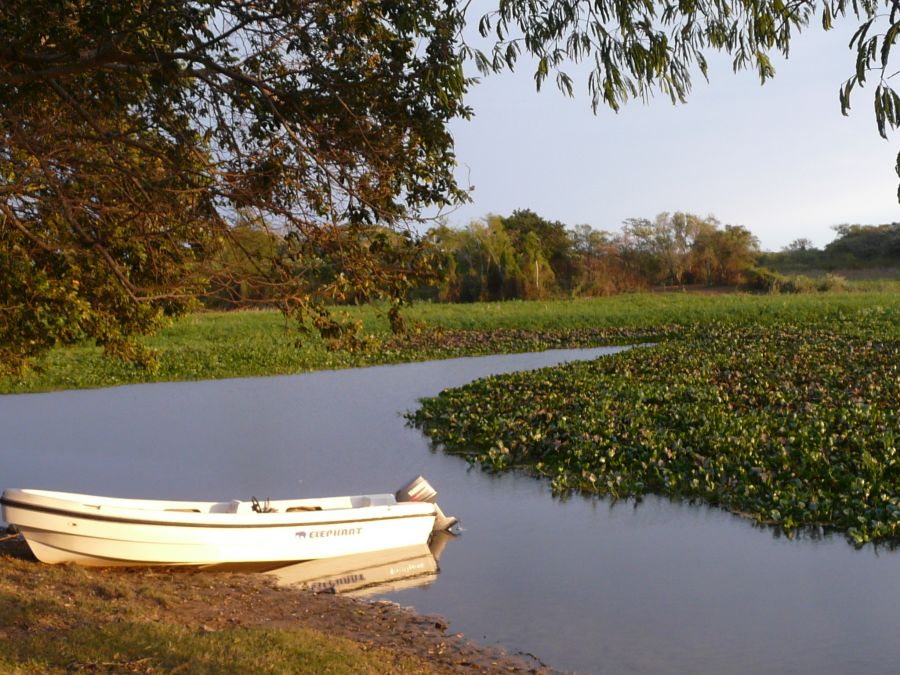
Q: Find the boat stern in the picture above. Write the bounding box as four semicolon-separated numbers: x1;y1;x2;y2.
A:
395;476;458;531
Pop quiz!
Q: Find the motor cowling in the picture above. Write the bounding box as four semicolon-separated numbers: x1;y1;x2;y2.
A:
395;476;437;503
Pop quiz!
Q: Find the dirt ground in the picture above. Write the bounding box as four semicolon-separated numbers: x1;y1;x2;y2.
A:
0;535;553;674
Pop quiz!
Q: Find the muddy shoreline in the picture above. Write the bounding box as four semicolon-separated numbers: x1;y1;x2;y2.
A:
0;536;554;673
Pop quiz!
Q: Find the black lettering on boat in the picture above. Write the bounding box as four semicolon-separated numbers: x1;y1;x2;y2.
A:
303;574;365;593
295;526;362;540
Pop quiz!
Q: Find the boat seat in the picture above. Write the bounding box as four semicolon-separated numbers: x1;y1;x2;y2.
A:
286;505;322;512
209;500;242;514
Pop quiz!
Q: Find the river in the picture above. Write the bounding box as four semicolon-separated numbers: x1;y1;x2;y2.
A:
1;347;897;674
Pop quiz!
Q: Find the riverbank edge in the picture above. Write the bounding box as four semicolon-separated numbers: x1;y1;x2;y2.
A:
0;536;552;674
7;289;898;395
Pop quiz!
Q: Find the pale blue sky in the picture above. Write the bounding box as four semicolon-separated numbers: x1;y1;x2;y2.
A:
440;16;899;251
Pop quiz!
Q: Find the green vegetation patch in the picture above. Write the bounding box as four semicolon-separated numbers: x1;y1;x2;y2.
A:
2;621;388;675
411;314;899;546
6;292;899;394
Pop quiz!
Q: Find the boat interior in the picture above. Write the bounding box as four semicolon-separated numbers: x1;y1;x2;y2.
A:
5;488;401;516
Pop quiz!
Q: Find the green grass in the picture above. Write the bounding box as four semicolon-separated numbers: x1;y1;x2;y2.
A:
845;277;900;292
3;290;900;393
406;290;900;330
2;622;397;674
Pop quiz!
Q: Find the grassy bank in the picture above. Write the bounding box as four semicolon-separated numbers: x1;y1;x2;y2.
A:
0;539;539;674
0;551;426;674
410;303;900;547
3;289;899;393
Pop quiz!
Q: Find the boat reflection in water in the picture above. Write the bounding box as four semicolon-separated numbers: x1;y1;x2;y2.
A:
266;531;454;598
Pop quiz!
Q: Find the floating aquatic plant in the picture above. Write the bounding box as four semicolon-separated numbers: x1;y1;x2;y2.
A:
411;318;899;547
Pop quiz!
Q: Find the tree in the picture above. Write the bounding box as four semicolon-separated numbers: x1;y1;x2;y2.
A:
501;209;574;292
784;238;816;253
826;223;900;261
425;216;526;302
570;225;630;295
1;0;469;373
204;212;283;309
707;225;760;284
663;213;703;286
520;231;555;298
472;216;520;300
1;98;218;370
618;218;664;285
617;212;703;286
424;223;467;302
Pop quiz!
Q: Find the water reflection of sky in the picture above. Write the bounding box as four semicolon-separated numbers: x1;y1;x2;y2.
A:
2;347;897;674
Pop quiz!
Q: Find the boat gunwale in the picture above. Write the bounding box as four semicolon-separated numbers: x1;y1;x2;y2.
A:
0;495;436;530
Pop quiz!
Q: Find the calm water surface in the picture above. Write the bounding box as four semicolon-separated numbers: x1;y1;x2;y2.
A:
1;348;897;674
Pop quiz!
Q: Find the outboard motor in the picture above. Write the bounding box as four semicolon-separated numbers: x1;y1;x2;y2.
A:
396;476;458;532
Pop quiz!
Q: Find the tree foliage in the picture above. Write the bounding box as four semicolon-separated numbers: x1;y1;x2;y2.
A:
474;0;900;188
1;0;469;373
828;222;900;258
475;0;805;108
758;222;900;271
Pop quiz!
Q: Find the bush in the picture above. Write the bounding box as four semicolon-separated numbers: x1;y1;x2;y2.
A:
817;273;849;292
742;267;849;294
742;266;788;293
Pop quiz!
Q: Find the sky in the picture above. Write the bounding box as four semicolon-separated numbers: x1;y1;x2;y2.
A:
437;13;900;252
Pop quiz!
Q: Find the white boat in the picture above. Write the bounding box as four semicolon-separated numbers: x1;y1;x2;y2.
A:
0;476;457;568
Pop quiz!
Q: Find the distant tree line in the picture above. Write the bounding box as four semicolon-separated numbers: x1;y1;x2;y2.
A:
416;210;759;302
758;223;900;273
204;213;900;309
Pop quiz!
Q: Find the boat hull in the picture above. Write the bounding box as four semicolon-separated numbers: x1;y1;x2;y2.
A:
1;486;443;567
